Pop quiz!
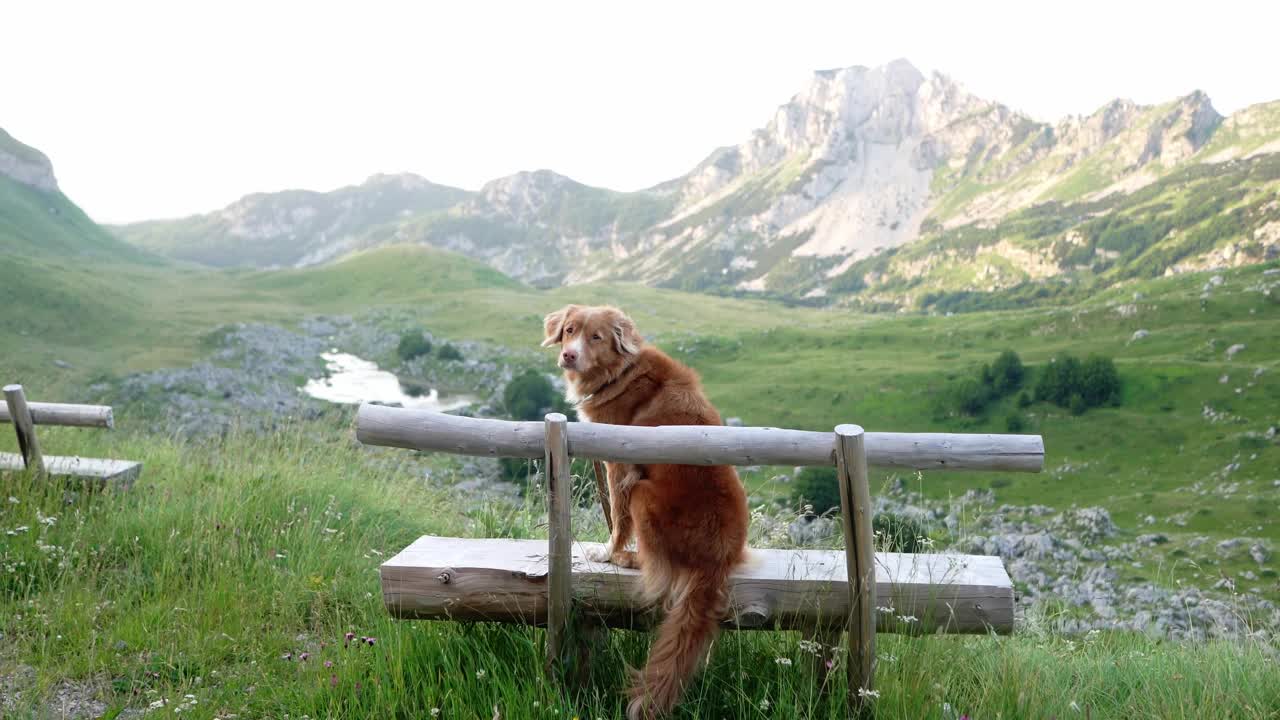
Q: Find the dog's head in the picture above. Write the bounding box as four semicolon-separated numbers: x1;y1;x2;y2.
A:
541;304;642;374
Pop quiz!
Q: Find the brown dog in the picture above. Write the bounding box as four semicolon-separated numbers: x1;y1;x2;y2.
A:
541;304;749;719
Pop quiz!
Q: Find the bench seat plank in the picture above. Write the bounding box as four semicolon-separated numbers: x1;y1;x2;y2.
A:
0;452;142;487
381;535;1014;634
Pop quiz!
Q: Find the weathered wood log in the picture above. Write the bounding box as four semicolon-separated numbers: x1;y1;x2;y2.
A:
543;413;573;673
356;405;1044;472
0;454;142;486
381;536;1015;635
835;424;875;712
4;385;44;472
0;400;114;428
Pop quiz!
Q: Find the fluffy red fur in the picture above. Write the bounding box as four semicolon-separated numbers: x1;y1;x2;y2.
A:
541;304;749;719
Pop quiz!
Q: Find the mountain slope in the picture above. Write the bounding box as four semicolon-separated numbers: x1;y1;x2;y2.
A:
113;173;472;268
111;60;1280;304
0;127;150;260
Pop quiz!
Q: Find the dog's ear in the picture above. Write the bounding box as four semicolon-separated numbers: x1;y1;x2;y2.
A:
610;310;643;356
541;305;577;347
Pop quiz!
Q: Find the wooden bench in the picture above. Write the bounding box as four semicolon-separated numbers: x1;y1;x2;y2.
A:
0;384;142;486
357;405;1044;710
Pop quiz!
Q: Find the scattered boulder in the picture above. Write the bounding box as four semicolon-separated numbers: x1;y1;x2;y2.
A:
787;513;836;545
1250;543;1271;566
725;416;744;427
1216;538;1242;558
1225;343;1246;360
52;359;72;369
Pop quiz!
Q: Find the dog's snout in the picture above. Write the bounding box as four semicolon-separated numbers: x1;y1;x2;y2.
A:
561;349;578;365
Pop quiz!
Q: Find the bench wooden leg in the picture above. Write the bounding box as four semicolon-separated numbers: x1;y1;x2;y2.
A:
4;385;45;474
544;413;575;678
835;424;875;715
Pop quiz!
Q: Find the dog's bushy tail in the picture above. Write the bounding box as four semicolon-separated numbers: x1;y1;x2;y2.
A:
626;563;731;720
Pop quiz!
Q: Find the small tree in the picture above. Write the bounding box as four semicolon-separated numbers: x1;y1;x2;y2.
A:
1080;355;1121;407
396;331;432;361
1035;354;1083;406
990;350;1025;395
437;343;464;362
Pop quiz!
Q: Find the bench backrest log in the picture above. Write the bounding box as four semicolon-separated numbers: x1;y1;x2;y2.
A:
355;404;1044;471
356;403;1044;708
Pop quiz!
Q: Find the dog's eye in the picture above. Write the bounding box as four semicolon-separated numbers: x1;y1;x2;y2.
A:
591;333;603;341
565;326;574;335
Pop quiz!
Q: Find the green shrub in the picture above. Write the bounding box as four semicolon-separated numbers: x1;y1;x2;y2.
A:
947;376;992;416
437;343;464;362
790;466;840;514
396;331;432;361
990;349;1025;395
1035;353;1121;413
1080;355;1122;407
942;350;1026;417
1005;413;1026;433
503;369;577;423
504;370;557;421
873;512;928;553
1017;391;1032;408
1035;354;1083;406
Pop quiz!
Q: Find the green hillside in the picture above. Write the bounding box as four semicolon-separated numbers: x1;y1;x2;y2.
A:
1;242;1278;718
0;174;151;261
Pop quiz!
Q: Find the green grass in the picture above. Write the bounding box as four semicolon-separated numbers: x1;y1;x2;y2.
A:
0;237;1277;715
3;422;1277;719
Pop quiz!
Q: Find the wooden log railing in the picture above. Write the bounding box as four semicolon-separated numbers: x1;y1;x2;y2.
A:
357;405;1044;711
356;404;1045;472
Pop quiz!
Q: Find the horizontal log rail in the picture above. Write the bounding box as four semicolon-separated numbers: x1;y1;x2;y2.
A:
356;404;1044;472
0;400;114;429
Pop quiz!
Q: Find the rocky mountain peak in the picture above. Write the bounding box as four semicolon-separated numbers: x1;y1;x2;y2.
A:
477;169;581;219
0;128;59;192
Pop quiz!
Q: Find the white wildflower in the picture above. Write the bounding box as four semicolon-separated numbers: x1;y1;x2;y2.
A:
857;687;880;699
774;657;792;666
476;668;487;680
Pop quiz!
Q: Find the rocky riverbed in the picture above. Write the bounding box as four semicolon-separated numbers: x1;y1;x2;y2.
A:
101;314;526;437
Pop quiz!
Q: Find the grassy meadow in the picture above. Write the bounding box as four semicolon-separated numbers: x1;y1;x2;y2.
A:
2;422;1278;719
2;244;1279;717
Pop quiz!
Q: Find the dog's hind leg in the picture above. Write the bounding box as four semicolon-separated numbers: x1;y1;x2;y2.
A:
585;463;644;567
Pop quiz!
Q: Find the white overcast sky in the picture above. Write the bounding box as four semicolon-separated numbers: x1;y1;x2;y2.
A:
3;0;1278;223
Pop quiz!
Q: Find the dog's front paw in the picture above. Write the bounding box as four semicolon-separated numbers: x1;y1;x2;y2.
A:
584;544;614;564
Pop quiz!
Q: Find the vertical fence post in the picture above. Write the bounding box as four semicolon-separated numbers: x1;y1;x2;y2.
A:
835;424;875;714
4;385;45;474
544;413;572;674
